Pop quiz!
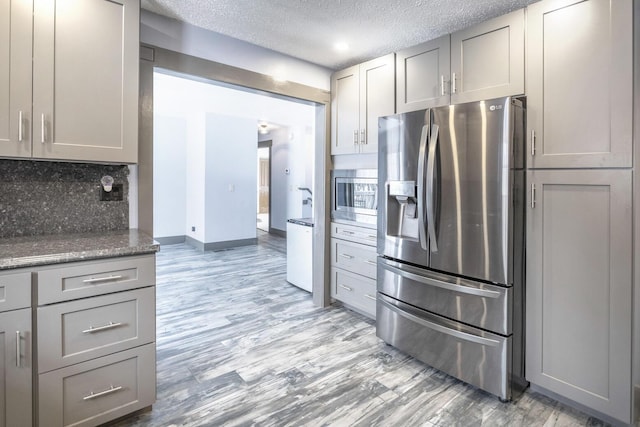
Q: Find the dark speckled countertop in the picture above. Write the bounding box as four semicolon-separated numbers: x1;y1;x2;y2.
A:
0;229;160;270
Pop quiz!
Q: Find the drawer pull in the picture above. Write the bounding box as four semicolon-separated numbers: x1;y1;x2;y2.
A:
340;253;354;259
339;284;353;292
82;321;123;334
340;230;355;235
83;385;123;401
365;260;377;265
367;235;376;239
364;294;376;301
82;275;123;284
15;331;21;367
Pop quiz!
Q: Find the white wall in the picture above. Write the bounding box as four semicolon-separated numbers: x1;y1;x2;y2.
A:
153;72;315;240
140;10;332;91
153;114;187;237
204;114;257;243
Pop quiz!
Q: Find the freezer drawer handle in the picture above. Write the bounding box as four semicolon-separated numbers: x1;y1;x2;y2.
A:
380;297;500;347
82;321;123;334
381;262;501;299
82;275;123;284
83;385;124;401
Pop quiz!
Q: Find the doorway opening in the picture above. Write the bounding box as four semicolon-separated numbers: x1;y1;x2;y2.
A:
257;141;271;233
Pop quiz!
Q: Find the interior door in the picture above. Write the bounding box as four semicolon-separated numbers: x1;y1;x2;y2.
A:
429;97;520;285
377;109;431;268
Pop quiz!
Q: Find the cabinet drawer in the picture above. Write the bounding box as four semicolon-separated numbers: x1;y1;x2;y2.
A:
38;343;156;427
331;222;377;247
330;267;376;318
0;270;31;313
37;287;155;373
36;254;155;305
331;239;377;279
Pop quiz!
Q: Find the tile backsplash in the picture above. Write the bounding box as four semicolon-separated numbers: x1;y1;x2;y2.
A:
0;160;129;238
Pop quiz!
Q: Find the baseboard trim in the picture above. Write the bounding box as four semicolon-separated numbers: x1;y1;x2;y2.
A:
269;227;286;238
529;383;630;427
185;236;258;251
154;235;186;245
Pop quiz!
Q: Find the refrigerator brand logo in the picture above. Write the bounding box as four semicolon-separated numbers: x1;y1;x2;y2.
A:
489;105;503;111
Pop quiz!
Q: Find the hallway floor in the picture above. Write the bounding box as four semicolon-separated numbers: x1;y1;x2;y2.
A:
113;232;611;426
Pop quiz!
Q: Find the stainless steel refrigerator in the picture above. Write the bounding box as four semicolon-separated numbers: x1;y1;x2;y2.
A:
376;96;526;401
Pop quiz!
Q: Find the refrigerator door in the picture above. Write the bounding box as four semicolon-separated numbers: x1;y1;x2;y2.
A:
428;97;518;285
378;109;431;268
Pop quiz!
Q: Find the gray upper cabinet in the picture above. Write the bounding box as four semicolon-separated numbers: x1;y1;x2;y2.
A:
526;169;632;424
450;8;525;105
526;0;632;169
0;0;33;158
32;0;139;163
331;54;395;155
396;36;450;113
0;0;139;163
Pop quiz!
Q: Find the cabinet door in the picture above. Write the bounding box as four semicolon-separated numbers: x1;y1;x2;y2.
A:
0;309;32;427
396;36;450;113
331;65;360;155
526;169;632;423
32;0;139;163
0;0;32;158
359;53;395;154
527;0;632;168
450;8;524;104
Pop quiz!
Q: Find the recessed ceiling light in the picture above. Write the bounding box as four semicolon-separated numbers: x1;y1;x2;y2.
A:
334;42;349;52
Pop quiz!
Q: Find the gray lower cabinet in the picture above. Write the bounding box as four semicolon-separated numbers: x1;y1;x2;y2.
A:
526;169;632;423
330;222;377;318
35;254;157;427
526;0;633;169
0;269;32;427
0;309;32;427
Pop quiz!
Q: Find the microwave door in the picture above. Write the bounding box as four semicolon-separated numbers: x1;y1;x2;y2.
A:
378;110;431;269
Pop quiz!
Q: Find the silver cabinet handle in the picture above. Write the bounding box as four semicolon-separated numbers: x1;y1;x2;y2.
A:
83;385;123;401
40;114;45;143
82;321;123;334
340;253;354;259
339;284;353;292
360;129;366;144
340;230;355;235
440;75;445;96
531;130;536;156
18;111;23;142
367;235;376;239
416;124;429;251
353;130;358;145
82;275;123;284
15;331;21;367
364;294;376;301
451;72;457;93
365;260;377;265
531;183;536;209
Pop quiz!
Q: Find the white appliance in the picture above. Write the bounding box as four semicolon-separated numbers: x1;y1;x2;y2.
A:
286;219;313;292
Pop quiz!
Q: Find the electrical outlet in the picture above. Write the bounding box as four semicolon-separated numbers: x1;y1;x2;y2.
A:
100;184;123;201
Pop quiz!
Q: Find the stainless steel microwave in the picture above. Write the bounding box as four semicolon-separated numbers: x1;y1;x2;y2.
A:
330;169;378;228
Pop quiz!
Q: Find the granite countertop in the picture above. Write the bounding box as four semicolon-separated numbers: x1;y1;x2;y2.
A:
0;229;160;270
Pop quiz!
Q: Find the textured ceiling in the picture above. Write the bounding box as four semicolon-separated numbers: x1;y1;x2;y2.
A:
141;0;540;70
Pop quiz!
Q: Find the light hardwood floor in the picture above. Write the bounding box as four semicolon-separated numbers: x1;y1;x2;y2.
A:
112;231;611;427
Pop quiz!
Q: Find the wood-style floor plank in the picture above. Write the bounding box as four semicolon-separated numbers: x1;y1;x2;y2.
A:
111;232;610;427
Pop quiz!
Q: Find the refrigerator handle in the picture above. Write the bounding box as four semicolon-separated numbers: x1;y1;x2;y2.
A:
417;124;430;251
426;124;439;252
